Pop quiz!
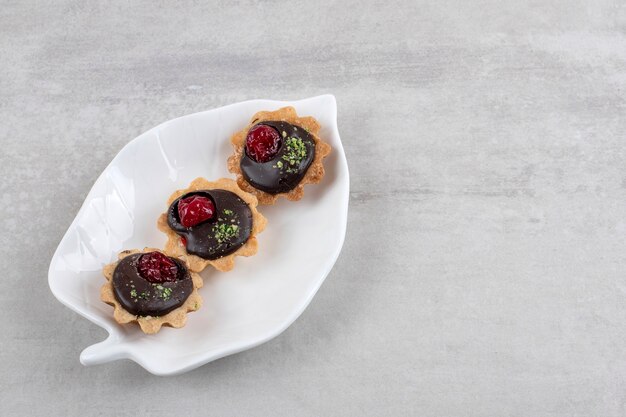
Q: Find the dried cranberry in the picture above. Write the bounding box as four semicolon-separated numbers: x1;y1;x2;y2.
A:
137;252;179;283
180;236;187;246
178;195;215;228
245;124;281;163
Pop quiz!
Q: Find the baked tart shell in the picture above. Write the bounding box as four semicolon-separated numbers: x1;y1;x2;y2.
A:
100;248;203;334
227;106;332;205
157;177;267;273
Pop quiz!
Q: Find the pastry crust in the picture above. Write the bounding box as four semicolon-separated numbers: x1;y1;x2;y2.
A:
227;106;332;205
157;177;267;273
100;248;203;334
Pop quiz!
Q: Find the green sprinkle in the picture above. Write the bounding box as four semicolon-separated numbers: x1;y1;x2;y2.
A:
281;137;308;167
213;223;240;244
130;289;137;298
162;287;173;301
223;209;233;215
148;284;174;301
276;161;283;169
282;131;287;138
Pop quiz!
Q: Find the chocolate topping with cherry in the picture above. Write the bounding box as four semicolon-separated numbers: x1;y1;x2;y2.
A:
240;121;315;194
112;252;193;317
167;190;253;260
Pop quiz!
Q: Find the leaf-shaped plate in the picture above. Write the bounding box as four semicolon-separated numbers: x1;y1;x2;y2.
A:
48;95;349;375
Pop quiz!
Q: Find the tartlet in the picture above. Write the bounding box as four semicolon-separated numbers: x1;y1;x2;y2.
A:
227;106;331;205
157;177;267;273
101;248;203;334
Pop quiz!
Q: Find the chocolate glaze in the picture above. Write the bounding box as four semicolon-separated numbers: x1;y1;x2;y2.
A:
112;253;193;317
167;190;253;260
240;121;315;194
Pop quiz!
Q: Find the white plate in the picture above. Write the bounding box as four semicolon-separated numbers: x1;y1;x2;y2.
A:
48;95;349;375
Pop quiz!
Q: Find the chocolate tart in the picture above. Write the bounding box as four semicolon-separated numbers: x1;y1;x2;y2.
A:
157;177;267;272
227;106;331;205
100;248;203;334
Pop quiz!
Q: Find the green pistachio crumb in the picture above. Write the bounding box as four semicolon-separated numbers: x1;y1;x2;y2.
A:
162;287;173;301
213;223;240;244
281;137;308;167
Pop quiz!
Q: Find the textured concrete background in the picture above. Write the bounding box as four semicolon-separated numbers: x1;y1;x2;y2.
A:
2;1;626;416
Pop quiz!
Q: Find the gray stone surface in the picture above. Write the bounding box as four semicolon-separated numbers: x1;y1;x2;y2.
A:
2;0;626;415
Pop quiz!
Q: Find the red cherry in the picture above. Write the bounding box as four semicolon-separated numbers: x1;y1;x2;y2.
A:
178;195;215;228
180;236;187;246
137;252;179;283
245;124;281;163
